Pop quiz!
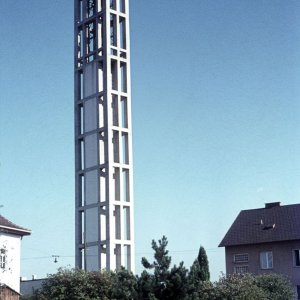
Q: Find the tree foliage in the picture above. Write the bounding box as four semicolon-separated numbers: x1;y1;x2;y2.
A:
188;245;211;298
214;273;268;300
213;273;295;300
197;246;210;281
29;267;140;300
256;273;295;300
36;268;112;300
21;237;295;300
110;267;138;300
140;235;188;300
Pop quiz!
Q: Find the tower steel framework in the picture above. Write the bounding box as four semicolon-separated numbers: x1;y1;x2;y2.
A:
74;0;134;272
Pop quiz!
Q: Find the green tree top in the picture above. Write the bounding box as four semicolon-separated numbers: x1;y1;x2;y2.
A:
197;246;210;281
140;236;188;300
142;235;171;278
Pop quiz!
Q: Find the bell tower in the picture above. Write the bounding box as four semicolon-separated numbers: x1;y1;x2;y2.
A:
74;0;135;272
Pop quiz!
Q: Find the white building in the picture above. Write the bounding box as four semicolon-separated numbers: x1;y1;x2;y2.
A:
0;215;31;293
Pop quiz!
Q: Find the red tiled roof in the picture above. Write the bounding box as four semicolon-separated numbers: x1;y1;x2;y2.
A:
219;203;300;247
0;215;31;236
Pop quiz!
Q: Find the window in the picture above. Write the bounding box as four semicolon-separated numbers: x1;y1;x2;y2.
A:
234;265;248;274
297;285;300;300
294;249;300;267
0;249;6;269
260;251;273;269
234;253;249;263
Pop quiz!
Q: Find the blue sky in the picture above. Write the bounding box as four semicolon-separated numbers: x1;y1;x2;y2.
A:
0;1;300;280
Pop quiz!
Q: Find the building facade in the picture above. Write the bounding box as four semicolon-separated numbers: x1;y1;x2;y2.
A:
219;202;300;299
0;215;31;294
74;0;135;272
0;285;20;300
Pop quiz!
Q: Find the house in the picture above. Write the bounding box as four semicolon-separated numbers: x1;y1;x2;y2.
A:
20;277;45;297
0;284;21;300
219;202;300;299
0;215;31;298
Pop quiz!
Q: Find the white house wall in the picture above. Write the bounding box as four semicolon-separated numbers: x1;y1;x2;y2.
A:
0;233;21;293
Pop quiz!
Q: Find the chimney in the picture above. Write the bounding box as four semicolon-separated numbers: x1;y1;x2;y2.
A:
265;202;281;209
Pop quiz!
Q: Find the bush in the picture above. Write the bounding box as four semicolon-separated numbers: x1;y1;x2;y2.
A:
214;273;268;300
256;273;295;300
37;268;112;300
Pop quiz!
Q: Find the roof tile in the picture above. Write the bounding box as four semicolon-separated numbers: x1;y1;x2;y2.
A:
219;203;300;247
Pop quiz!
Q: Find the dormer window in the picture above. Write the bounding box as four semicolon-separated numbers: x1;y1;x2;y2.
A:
0;249;6;269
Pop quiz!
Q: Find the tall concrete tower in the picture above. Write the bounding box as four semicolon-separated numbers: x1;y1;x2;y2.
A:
74;0;134;272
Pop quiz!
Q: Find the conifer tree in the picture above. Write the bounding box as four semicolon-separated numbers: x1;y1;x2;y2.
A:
187;245;211;298
140;236;188;300
197;246;210;281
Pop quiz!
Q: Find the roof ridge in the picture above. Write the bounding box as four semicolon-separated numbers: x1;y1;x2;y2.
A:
241;203;300;212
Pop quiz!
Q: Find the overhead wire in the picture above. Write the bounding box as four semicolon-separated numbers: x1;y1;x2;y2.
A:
21;247;222;261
